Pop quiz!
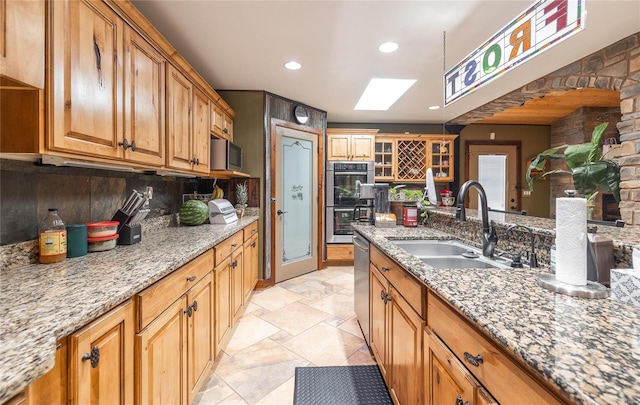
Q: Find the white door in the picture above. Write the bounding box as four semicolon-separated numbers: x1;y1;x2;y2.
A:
274;122;319;282
467;144;520;215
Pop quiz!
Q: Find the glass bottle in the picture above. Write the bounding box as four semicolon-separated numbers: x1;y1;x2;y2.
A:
39;208;67;264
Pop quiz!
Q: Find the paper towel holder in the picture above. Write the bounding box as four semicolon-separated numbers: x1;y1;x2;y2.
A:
537;274;609;299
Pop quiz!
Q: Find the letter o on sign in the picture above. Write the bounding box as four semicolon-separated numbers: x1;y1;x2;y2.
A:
482;44;502;74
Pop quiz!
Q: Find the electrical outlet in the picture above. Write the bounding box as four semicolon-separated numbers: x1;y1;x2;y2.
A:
523;190;531;197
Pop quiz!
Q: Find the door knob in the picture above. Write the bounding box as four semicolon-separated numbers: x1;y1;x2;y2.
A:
277;209;288;215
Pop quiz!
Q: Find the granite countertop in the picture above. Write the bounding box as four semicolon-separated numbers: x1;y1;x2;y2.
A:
353;222;640;405
0;216;258;403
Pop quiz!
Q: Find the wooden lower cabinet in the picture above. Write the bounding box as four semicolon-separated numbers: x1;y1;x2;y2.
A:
69;299;134;405
369;261;424;405
231;247;244;322
243;233;259;303
187;273;214;404
215;255;233;353
137;296;188;405
27;339;67;405
425;328;481;405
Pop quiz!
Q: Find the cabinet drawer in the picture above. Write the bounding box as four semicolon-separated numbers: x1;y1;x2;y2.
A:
427;291;563;405
370;246;425;318
137;250;213;331
215;232;243;266
243;222;258;242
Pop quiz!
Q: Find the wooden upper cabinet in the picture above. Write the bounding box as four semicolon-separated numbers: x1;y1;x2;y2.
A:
428;139;455;182
211;102;233;141
166;64;193;171
123;25;165;166
326;129;378;161
0;0;45;88
192;87;211;174
49;0;124;159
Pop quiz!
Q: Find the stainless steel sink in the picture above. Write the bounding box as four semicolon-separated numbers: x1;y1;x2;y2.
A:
391;239;512;269
419;256;511;269
391;239;473;256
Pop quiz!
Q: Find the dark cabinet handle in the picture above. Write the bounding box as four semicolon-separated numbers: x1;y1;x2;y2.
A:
463;352;483;367
223;127;229;134
231;260;238;268
192;300;198;312
184;305;193;317
186;275;196;282
381;266;390;272
380;290;386;301
231;243;237;248
190;157;200;165
118;139;136;151
82;346;100;368
455;396;470;405
251;241;256;248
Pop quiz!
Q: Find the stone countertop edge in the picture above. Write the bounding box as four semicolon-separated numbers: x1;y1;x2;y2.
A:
353;222;640;405
0;216;258;404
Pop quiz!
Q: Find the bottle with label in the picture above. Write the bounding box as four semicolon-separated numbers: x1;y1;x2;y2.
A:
39;208;67;264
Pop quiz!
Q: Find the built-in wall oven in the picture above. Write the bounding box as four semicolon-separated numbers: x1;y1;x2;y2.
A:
326;161;374;243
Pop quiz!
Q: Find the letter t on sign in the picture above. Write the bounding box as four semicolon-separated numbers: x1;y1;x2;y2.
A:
544;0;568;31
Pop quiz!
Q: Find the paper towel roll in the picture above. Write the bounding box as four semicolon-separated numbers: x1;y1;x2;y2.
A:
555;197;588;286
633;248;640;270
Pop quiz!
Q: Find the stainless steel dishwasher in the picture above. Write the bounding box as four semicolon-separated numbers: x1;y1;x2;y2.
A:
353;232;370;345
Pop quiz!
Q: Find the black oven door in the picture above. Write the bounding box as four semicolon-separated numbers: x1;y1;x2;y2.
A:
330;172;370;206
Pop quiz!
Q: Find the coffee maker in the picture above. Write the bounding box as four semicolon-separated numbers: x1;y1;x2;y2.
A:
353;182;375;224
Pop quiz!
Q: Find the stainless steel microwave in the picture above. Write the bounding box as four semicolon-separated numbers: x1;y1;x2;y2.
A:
210;139;242;171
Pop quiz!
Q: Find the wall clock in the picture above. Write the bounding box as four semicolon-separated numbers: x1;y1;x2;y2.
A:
294;105;309;124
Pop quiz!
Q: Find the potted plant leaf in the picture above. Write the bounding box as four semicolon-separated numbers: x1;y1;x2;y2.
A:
526;122;621;218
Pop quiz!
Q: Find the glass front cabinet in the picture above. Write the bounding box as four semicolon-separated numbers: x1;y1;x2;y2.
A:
374;134;457;183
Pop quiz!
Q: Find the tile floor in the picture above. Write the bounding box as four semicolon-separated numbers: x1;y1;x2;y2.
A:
193;266;376;405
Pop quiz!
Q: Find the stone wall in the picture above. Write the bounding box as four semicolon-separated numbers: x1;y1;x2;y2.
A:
451;32;640;225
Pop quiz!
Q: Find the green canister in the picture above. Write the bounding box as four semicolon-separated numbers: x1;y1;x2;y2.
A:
66;224;88;258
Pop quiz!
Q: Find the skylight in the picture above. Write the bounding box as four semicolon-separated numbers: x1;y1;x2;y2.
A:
354;78;417;111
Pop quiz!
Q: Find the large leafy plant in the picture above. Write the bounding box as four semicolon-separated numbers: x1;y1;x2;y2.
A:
526;122;620;202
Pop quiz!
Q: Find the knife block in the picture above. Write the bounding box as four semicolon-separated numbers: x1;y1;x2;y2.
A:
111;209;133;235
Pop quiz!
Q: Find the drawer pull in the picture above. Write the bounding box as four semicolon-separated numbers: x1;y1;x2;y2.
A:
455;396;470;405
231;243;238;247
186;275;196;282
381;266;390;272
463;352;483;367
82;346;100;368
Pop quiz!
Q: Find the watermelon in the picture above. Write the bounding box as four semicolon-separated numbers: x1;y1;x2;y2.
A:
179;200;209;226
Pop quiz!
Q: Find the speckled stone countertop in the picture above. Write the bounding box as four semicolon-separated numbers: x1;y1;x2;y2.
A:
0;216;258;404
353;221;640;405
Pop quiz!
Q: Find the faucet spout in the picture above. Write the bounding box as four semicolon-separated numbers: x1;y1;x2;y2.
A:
456;180;498;257
505;225;538;268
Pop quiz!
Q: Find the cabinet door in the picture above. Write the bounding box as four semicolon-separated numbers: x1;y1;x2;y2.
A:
210;103;225;139
388;285;425;405
215;256;233;352
327;134;351;160
374;139;395;181
28;339;67;405
137;296;188;405
350;135;375;160
477;387;499;405
369;265;388;383
231;247;244;322
425;329;478;405
396;139;428;182
428;139;454;182
49;0;123;159
0;0;44;88
187;272;214;404
69;300;134;405
166;64;193;171
243;234;259;303
192;87;211;174
123;25;165;166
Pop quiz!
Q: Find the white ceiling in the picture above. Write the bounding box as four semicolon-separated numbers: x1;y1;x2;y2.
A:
131;0;640;124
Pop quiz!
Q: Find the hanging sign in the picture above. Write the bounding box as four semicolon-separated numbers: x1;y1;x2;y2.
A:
444;0;585;106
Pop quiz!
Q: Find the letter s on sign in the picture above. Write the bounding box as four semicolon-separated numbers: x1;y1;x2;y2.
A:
464;61;477;86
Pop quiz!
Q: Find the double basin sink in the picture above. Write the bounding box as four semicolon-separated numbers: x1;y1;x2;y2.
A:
391;239;512;269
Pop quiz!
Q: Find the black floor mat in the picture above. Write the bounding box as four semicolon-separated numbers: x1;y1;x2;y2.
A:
293;365;392;405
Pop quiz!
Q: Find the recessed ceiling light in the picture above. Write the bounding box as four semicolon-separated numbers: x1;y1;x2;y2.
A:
354;78;417;111
428;105;440;110
284;61;302;70
378;42;399;53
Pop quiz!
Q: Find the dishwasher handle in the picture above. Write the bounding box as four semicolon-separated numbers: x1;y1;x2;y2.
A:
353;234;369;252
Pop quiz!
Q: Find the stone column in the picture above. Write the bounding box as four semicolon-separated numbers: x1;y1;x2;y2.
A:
618;79;640;225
